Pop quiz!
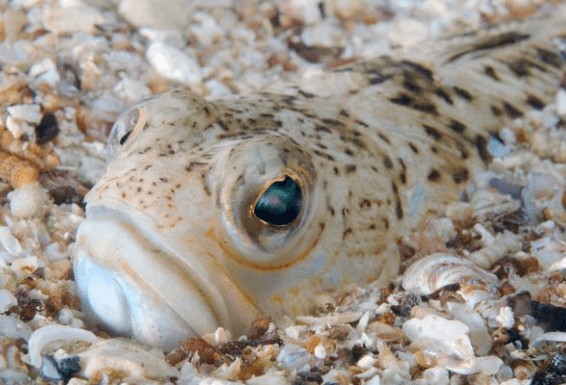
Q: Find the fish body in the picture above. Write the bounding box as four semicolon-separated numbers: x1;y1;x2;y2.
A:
74;13;565;350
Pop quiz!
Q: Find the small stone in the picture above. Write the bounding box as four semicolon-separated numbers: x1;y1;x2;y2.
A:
276;344;310;370
7;104;42;124
557;89;566;116
42;3;106;34
8;183;45;218
496;306;515;329
146;42;202;86
11;256;39;280
29;58;60;88
0;288;18;313
0;226;23;257
119;0;192;30
403;314;477;374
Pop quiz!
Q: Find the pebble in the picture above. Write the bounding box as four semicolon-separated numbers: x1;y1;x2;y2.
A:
0;314;32;340
0;226;23;257
78;339;177;380
557;89;566;116
146;42;203;86
276;344;310;370
8;183;46;218
415;367;449;385
41;2;106;34
118;0;193;30
403;314;477;374
10;256;39;280
246;372;289;385
0;288;17;313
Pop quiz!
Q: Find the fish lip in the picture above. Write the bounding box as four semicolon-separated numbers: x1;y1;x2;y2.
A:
74;203;228;349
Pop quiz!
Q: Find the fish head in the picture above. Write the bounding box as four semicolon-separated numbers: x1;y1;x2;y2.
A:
73;90;398;350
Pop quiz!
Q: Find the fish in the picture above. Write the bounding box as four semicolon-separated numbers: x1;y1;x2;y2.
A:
73;11;566;350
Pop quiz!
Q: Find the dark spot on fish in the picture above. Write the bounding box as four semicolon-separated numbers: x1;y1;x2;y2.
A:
402;78;421;93
475;135;490;161
401;60;434;80
298;89;315;98
390;93;438;115
452;86;473;101
383;156;393;169
395;198;403;220
328;205;335;216
503;102;522;119
526;94;546;110
435;88;453;104
315;125;331;133
448;119;466;133
185;161;207;172
483;65;500;81
535;47;563;68
369;74;391;85
408;142;419;154
322;118;344;127
427;169;441;182
423;125;442;140
345;164;356;173
378;133;391;144
159;177;168;183
452;168;469;183
389;94;412;106
491;105;503;117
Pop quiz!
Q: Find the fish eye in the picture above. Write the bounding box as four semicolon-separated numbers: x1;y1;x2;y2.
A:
253;176;302;226
114;103;149;147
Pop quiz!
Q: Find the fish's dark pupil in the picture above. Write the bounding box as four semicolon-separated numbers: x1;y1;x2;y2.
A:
119;130;132;145
254;176;302;226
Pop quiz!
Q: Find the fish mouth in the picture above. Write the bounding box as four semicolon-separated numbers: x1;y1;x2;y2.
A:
73;204;257;350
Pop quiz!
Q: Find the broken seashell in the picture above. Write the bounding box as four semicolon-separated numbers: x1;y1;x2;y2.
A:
402;253;499;308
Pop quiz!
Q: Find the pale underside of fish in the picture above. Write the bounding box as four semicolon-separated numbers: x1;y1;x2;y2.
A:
73;11;566;350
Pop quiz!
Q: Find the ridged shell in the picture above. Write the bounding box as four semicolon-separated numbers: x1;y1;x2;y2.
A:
402;253;499;307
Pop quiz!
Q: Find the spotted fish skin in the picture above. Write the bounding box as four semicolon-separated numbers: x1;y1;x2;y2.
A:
74;12;565;350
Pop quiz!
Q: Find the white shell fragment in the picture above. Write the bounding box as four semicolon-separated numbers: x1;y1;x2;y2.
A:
146;42;203;85
8;183;46;218
403;314;477;374
0;289;17;313
78;339;177;380
402;253;499;307
0;226;23;257
25;325;98;369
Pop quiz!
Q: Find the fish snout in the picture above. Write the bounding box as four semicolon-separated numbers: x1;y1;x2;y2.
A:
73;216;235;351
